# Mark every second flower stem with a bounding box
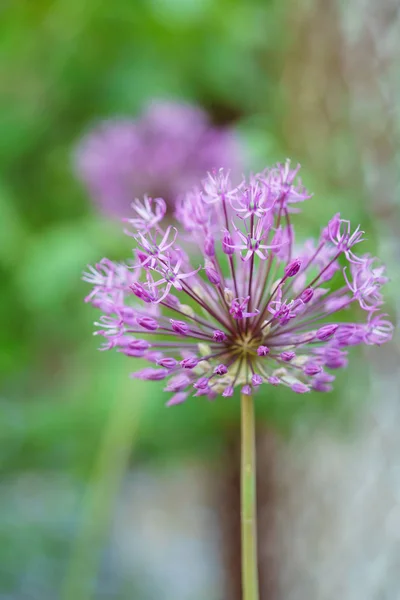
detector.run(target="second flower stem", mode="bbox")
[241,392,259,600]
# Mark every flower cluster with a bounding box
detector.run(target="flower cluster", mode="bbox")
[75,100,240,216]
[84,161,393,406]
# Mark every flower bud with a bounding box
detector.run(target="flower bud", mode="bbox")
[222,230,235,255]
[214,364,228,375]
[136,316,159,331]
[130,283,154,303]
[323,212,341,240]
[304,362,322,376]
[164,374,191,392]
[166,392,188,407]
[257,345,270,356]
[241,384,252,395]
[291,382,310,394]
[316,324,338,341]
[145,351,163,363]
[222,385,234,397]
[280,351,295,362]
[164,295,180,309]
[204,236,215,257]
[131,368,169,381]
[205,265,220,285]
[157,357,178,369]
[213,330,227,342]
[180,357,199,369]
[128,339,151,351]
[170,319,190,336]
[194,377,209,390]
[252,374,263,386]
[300,288,314,304]
[284,258,302,278]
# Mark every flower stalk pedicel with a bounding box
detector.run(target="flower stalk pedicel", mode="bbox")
[241,391,259,600]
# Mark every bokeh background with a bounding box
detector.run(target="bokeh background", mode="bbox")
[1,1,399,599]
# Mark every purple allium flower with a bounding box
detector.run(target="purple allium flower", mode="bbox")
[84,161,393,405]
[75,100,240,216]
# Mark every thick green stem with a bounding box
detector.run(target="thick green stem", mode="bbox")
[241,393,260,600]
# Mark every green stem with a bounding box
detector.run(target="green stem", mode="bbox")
[241,393,260,600]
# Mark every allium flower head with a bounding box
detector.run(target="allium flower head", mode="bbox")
[75,100,240,216]
[84,161,393,405]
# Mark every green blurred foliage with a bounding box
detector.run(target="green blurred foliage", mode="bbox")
[0,0,382,474]
[0,0,284,470]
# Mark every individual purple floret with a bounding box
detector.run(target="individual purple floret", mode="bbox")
[83,161,393,405]
[74,100,240,216]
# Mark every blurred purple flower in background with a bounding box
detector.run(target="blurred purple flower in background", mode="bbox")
[74,100,241,216]
[84,161,393,405]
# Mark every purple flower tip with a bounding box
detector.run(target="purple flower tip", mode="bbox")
[252,374,263,386]
[312,382,333,392]
[324,212,341,240]
[164,294,180,309]
[204,236,215,257]
[316,324,338,341]
[291,382,310,394]
[131,368,169,381]
[145,350,163,363]
[194,377,209,390]
[280,351,295,362]
[130,283,154,303]
[257,345,270,356]
[241,384,252,395]
[229,296,259,320]
[157,357,178,369]
[170,319,190,336]
[166,392,188,407]
[205,265,220,285]
[164,374,191,392]
[300,288,314,304]
[136,316,159,330]
[222,385,234,397]
[312,372,335,392]
[303,362,322,376]
[213,330,227,342]
[268,376,280,386]
[214,364,228,375]
[180,357,199,369]
[128,339,151,351]
[222,230,235,255]
[284,258,302,278]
